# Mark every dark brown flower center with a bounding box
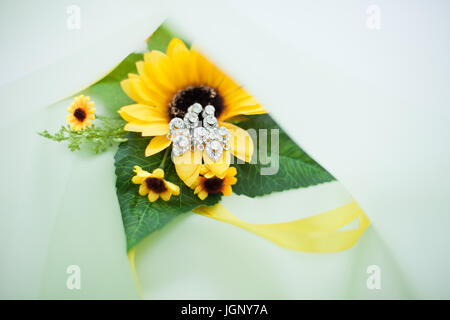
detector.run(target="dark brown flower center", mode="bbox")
[73,108,87,122]
[169,85,224,119]
[203,177,224,194]
[145,177,167,193]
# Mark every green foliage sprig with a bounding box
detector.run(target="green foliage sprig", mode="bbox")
[39,115,128,153]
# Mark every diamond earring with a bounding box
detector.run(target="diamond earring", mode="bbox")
[167,103,230,162]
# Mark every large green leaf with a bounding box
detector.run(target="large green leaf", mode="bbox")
[115,133,221,251]
[232,114,335,197]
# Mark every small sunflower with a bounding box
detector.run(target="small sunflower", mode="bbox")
[191,166,237,200]
[132,166,180,202]
[66,95,96,131]
[118,38,265,185]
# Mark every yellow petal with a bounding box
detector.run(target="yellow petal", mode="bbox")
[151,168,164,179]
[189,176,202,189]
[203,150,230,177]
[222,85,258,105]
[167,38,189,57]
[148,191,159,202]
[128,78,166,108]
[144,50,165,63]
[133,165,147,175]
[165,181,180,195]
[132,176,145,184]
[169,42,193,88]
[144,50,177,93]
[227,176,237,185]
[198,164,216,179]
[173,150,202,186]
[184,165,202,187]
[120,79,142,103]
[198,190,208,200]
[222,87,252,105]
[136,61,152,87]
[145,135,172,157]
[225,90,259,107]
[67,104,76,113]
[226,166,237,177]
[220,122,254,163]
[191,46,226,88]
[216,74,240,98]
[194,183,204,195]
[124,123,169,136]
[224,167,237,183]
[222,185,233,196]
[133,166,151,184]
[118,104,168,124]
[224,167,238,185]
[128,73,140,79]
[203,171,215,179]
[160,190,172,201]
[220,104,266,121]
[139,183,149,196]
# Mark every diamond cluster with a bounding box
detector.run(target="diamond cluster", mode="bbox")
[167,103,230,161]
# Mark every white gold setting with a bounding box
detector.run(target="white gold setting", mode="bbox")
[167,103,230,162]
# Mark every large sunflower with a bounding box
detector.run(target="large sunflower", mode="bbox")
[118,38,266,186]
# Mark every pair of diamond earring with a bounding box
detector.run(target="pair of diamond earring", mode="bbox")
[167,103,231,162]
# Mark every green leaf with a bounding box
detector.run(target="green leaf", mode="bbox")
[146,23,191,52]
[82,53,142,115]
[115,133,221,251]
[232,114,335,197]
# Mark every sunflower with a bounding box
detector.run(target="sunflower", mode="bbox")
[191,166,237,200]
[118,38,266,186]
[66,95,96,131]
[132,166,180,202]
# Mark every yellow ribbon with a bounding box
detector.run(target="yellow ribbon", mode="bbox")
[193,201,370,252]
[128,248,143,299]
[128,201,369,297]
